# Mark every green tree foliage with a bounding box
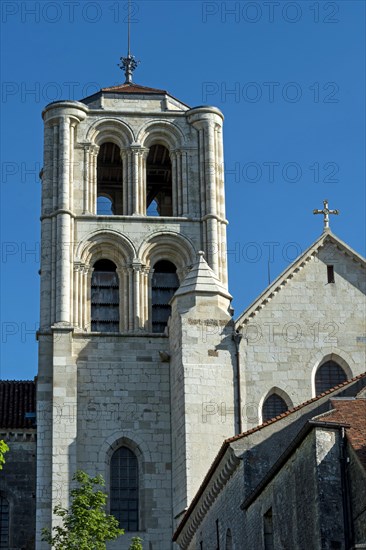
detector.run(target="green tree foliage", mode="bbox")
[41,470,124,549]
[0,440,9,470]
[129,537,143,550]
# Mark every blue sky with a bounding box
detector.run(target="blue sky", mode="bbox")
[1,0,365,380]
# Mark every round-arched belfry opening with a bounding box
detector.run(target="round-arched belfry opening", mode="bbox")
[146,144,172,216]
[151,260,179,332]
[97,142,123,215]
[91,259,119,332]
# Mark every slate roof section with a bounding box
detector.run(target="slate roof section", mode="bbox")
[317,397,366,469]
[174,251,232,300]
[235,230,366,328]
[0,380,36,429]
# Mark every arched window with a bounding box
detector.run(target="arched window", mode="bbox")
[151,260,179,333]
[97,142,123,215]
[264,508,274,550]
[110,447,139,531]
[262,394,288,422]
[315,360,347,395]
[146,144,172,216]
[91,259,119,332]
[226,528,233,550]
[0,496,9,549]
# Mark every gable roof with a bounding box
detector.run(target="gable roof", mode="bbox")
[235,230,366,328]
[0,380,36,429]
[242,395,366,509]
[173,371,366,542]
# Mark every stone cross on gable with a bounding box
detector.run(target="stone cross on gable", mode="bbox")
[313,199,339,230]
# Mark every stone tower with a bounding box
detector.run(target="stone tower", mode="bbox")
[36,79,236,548]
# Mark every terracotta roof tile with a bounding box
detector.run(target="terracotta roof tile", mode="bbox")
[101,82,167,94]
[317,398,366,469]
[226,372,366,444]
[173,371,366,541]
[0,380,36,429]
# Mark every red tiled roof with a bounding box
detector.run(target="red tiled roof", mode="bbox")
[101,82,168,94]
[317,398,366,469]
[226,372,366,444]
[173,371,366,541]
[0,380,36,429]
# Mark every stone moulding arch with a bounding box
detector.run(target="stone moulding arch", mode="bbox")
[258,386,293,425]
[76,229,136,268]
[99,431,151,530]
[136,119,186,150]
[138,231,195,280]
[310,349,354,397]
[86,117,135,149]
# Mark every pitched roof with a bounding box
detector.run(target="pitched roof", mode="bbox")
[235,230,366,328]
[0,380,36,429]
[173,371,366,541]
[101,82,168,94]
[174,251,232,300]
[317,397,366,469]
[90,81,191,108]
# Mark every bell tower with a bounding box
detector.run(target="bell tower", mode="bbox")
[36,60,235,547]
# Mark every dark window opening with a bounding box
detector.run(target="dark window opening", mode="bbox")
[152,260,179,333]
[225,529,233,550]
[146,144,172,216]
[315,360,347,395]
[0,497,9,549]
[110,447,139,532]
[262,394,288,422]
[91,259,119,332]
[327,265,335,284]
[97,142,123,215]
[264,508,274,550]
[216,519,220,550]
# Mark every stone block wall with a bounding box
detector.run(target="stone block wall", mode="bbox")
[0,432,36,550]
[239,243,366,429]
[73,334,173,550]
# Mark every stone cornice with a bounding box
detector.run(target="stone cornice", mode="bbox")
[0,431,36,442]
[174,447,240,548]
[201,214,228,224]
[40,209,75,221]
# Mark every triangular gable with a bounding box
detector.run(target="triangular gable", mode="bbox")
[235,230,365,328]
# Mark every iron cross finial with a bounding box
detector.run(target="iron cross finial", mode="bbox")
[313,199,339,231]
